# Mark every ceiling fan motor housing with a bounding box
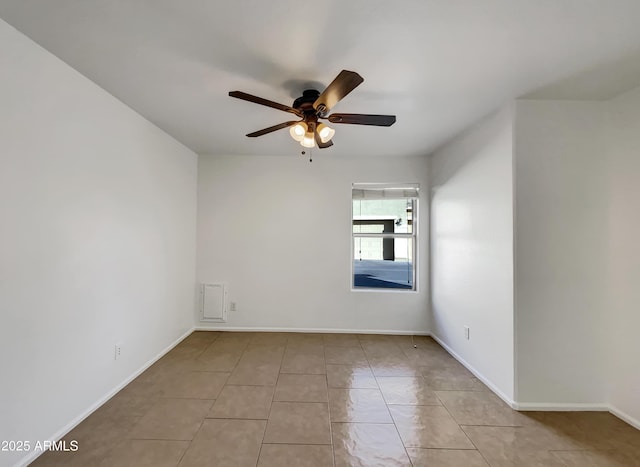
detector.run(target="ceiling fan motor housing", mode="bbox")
[293,89,322,116]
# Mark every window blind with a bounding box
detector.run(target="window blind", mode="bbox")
[352,183,419,200]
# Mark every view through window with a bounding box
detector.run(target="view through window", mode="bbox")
[352,183,418,290]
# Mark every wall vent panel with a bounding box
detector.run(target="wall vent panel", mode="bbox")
[200,283,227,322]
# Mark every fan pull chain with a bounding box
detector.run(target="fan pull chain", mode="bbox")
[301,148,313,162]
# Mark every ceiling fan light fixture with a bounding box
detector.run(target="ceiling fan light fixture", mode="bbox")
[317,123,335,143]
[289,122,307,141]
[301,131,316,148]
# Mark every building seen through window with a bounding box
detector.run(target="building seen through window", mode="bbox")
[352,183,418,290]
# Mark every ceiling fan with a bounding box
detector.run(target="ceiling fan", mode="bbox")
[229,70,396,149]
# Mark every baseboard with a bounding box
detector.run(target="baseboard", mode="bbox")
[513,402,609,411]
[195,325,430,335]
[609,404,640,430]
[430,333,517,408]
[18,327,195,467]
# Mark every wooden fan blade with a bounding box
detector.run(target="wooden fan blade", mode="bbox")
[314,130,334,149]
[313,70,364,115]
[229,91,302,117]
[327,113,396,126]
[246,121,299,137]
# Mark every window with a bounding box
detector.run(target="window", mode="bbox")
[352,183,418,291]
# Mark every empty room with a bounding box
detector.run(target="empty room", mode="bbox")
[1,1,639,466]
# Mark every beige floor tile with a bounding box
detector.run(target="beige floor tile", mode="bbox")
[406,448,489,467]
[332,422,411,467]
[462,424,586,456]
[119,378,168,399]
[479,450,566,467]
[170,331,219,353]
[36,332,640,466]
[326,364,378,389]
[153,354,209,376]
[389,405,475,449]
[398,335,438,351]
[257,444,334,467]
[368,355,420,377]
[96,393,157,419]
[280,348,326,374]
[208,385,274,419]
[227,362,281,386]
[32,416,140,467]
[402,346,449,366]
[240,344,285,364]
[249,332,290,345]
[216,332,256,343]
[161,371,229,399]
[263,402,331,444]
[377,376,442,405]
[181,331,220,345]
[132,361,175,385]
[357,334,401,343]
[286,341,326,354]
[551,449,640,467]
[173,331,216,349]
[527,411,640,451]
[322,333,362,347]
[178,419,265,467]
[130,398,213,440]
[167,342,209,360]
[324,346,369,365]
[274,374,328,402]
[69,410,140,438]
[328,388,392,423]
[286,333,324,346]
[436,390,532,426]
[197,340,246,372]
[361,341,406,359]
[421,364,487,391]
[97,440,190,467]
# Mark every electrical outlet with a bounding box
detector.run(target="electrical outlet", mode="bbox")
[229,302,237,312]
[464,326,470,340]
[114,343,122,360]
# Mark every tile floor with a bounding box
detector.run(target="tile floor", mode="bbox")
[31,332,640,466]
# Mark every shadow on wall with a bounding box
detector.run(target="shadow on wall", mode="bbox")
[429,106,512,189]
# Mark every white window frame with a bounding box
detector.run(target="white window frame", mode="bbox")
[351,183,419,292]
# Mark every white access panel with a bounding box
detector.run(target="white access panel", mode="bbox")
[201,283,227,322]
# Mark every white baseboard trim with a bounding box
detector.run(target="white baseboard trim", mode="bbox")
[195,325,430,336]
[609,404,640,430]
[430,333,516,408]
[513,402,609,411]
[17,327,195,467]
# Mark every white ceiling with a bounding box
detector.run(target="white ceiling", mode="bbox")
[2,0,640,157]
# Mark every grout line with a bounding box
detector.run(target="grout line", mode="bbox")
[321,341,337,467]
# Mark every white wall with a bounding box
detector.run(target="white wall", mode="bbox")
[514,100,607,406]
[197,154,429,333]
[605,86,640,425]
[0,20,197,467]
[429,105,515,401]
